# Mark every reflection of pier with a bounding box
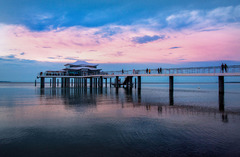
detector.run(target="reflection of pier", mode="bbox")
[38,65,240,94]
[38,85,238,124]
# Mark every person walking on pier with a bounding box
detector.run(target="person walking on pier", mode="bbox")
[146,68,148,74]
[225,64,228,73]
[157,68,160,74]
[221,63,224,73]
[149,69,151,74]
[122,69,124,74]
[160,67,162,74]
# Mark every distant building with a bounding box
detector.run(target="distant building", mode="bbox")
[41,60,101,76]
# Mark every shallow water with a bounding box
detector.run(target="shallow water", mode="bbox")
[0,82,240,157]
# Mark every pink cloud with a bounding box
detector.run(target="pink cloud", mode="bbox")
[0,23,240,64]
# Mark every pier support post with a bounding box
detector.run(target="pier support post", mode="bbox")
[219,92,224,112]
[80,78,82,87]
[71,79,73,87]
[105,78,107,87]
[135,78,136,88]
[50,79,52,87]
[77,78,79,87]
[64,78,67,87]
[40,77,45,88]
[66,78,70,87]
[100,76,103,88]
[35,79,37,87]
[90,77,93,89]
[95,78,98,88]
[129,76,133,88]
[84,78,87,87]
[116,76,119,88]
[110,78,112,88]
[52,77,56,88]
[219,76,224,94]
[61,78,64,88]
[57,79,59,87]
[138,76,141,89]
[169,76,174,91]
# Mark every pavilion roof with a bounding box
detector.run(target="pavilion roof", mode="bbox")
[63,67,101,71]
[64,60,98,67]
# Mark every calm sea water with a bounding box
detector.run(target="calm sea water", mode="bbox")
[0,82,240,157]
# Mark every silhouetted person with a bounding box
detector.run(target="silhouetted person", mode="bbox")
[149,69,151,74]
[160,67,162,74]
[146,68,148,74]
[221,63,224,73]
[122,69,124,74]
[224,64,228,73]
[158,68,160,74]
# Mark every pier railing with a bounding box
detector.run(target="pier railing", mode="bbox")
[39,65,240,77]
[101,65,240,75]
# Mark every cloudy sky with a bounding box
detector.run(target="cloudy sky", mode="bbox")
[0,0,240,81]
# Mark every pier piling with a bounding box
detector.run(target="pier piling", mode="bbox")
[90,77,93,89]
[100,76,103,88]
[110,78,112,88]
[138,76,141,89]
[52,78,56,88]
[135,78,136,88]
[40,77,45,88]
[219,76,224,94]
[169,76,174,91]
[105,78,107,87]
[57,79,59,87]
[116,76,119,88]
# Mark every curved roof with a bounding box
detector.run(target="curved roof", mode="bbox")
[64,60,98,67]
[63,67,101,71]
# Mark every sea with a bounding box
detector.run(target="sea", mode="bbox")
[0,82,240,157]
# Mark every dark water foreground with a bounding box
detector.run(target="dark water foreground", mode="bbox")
[0,83,240,157]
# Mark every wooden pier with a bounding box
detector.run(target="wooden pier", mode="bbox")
[37,65,240,94]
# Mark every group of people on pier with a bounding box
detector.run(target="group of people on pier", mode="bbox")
[145,68,162,74]
[221,63,228,73]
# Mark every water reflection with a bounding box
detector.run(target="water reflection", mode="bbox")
[37,86,240,124]
[1,83,240,157]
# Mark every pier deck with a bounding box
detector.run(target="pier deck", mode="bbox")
[37,65,240,94]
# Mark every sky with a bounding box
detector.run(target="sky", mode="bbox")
[0,0,240,81]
